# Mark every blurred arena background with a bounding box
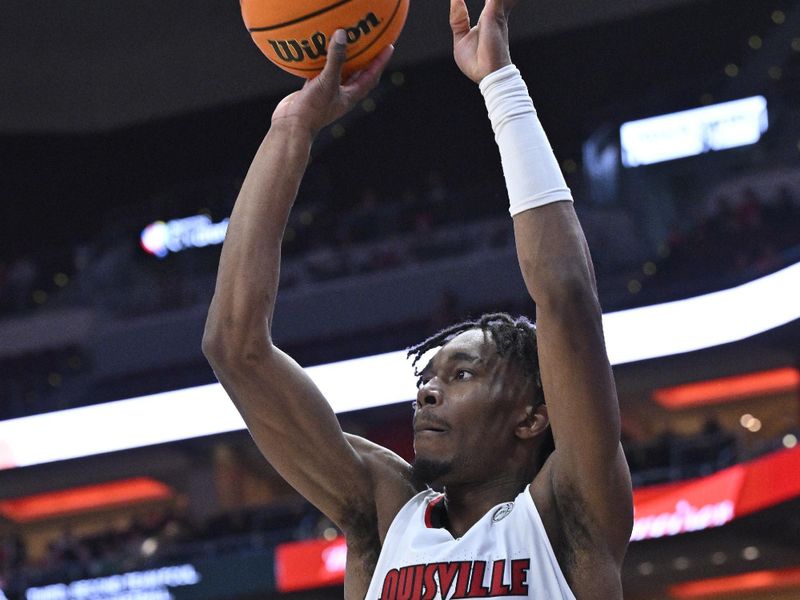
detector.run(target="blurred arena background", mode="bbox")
[1,0,800,598]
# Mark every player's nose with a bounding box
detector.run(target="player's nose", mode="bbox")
[416,382,442,407]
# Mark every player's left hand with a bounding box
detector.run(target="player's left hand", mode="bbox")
[450,0,520,84]
[272,30,394,138]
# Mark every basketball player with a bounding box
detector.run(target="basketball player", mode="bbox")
[203,0,633,597]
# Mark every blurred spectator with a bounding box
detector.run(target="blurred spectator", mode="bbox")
[648,179,800,298]
[3,255,38,312]
[736,188,762,231]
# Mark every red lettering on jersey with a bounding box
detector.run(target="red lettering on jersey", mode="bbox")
[396,564,425,599]
[436,562,460,597]
[421,564,438,600]
[465,561,490,597]
[451,561,473,599]
[396,566,411,599]
[380,569,399,599]
[383,559,531,598]
[488,559,512,595]
[411,565,425,598]
[509,559,530,594]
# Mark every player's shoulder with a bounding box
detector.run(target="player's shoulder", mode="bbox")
[345,434,411,476]
[344,434,423,538]
[345,433,405,459]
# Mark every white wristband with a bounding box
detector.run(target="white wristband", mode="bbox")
[480,65,573,217]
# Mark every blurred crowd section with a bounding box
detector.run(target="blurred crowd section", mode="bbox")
[640,182,800,301]
[0,169,515,318]
[1,165,798,322]
[1,165,799,423]
[0,500,319,595]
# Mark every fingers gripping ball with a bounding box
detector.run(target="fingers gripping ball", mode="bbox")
[242,0,409,79]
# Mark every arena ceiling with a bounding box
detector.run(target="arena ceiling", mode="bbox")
[0,0,702,134]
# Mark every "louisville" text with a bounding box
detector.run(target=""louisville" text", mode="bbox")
[379,559,530,599]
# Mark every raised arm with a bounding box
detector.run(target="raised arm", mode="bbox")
[450,0,632,565]
[202,36,411,537]
[513,206,632,555]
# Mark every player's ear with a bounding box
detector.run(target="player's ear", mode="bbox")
[515,402,548,440]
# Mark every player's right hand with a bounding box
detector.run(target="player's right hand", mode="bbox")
[271,30,394,138]
[450,0,519,84]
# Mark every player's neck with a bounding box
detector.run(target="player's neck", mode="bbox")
[442,476,528,538]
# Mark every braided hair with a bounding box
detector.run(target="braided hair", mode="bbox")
[407,312,555,469]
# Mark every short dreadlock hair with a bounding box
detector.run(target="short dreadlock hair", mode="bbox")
[407,312,554,468]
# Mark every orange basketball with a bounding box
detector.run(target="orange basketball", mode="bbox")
[242,0,409,79]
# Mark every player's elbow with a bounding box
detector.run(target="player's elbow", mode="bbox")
[201,328,226,367]
[202,315,272,372]
[201,311,229,365]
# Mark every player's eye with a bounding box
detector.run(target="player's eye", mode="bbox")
[455,369,472,380]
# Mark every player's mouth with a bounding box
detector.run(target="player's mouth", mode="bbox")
[413,413,451,437]
[413,422,450,436]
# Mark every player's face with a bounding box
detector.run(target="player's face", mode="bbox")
[412,329,528,486]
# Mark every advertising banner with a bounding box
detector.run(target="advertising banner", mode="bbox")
[275,537,347,592]
[22,553,276,600]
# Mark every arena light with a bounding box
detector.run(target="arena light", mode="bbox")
[620,96,768,167]
[1,261,799,469]
[653,367,800,409]
[602,259,800,364]
[0,352,415,470]
[0,478,172,522]
[140,215,229,258]
[669,567,800,598]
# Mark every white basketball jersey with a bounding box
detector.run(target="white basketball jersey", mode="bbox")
[365,485,576,599]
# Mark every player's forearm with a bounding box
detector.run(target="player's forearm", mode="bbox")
[480,65,599,312]
[204,122,313,355]
[513,203,600,314]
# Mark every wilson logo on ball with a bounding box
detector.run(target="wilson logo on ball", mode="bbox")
[242,0,409,78]
[267,12,381,64]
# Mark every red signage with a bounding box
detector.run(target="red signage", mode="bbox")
[275,537,347,592]
[632,445,800,541]
[632,466,742,541]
